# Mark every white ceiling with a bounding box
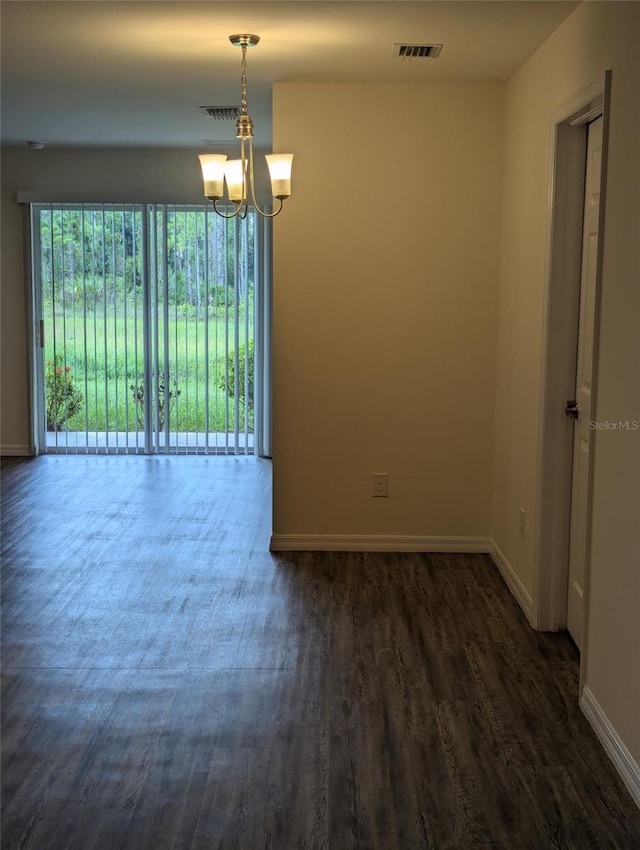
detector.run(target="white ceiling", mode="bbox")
[1,1,579,151]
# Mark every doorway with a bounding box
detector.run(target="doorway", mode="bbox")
[30,203,270,456]
[566,115,603,648]
[535,74,610,649]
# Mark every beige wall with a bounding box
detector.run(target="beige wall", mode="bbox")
[0,164,30,452]
[0,146,250,452]
[271,83,504,540]
[493,0,640,763]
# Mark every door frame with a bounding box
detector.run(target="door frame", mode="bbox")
[27,203,43,456]
[533,72,611,656]
[25,201,271,456]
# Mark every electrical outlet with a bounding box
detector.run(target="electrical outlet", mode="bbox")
[519,508,526,539]
[372,473,388,498]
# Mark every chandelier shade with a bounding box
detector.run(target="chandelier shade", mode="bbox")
[198,35,293,219]
[225,159,245,201]
[265,154,294,199]
[198,154,227,200]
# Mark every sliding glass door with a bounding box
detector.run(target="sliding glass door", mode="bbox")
[31,203,268,455]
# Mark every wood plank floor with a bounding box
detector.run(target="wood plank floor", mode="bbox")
[1,455,639,849]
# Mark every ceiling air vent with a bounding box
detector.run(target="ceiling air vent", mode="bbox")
[200,106,241,120]
[393,43,443,60]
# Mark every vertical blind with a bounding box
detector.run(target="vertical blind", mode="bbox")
[32,203,269,456]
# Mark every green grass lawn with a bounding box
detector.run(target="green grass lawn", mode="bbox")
[44,306,254,433]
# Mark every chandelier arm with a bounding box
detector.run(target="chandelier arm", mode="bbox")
[241,138,248,204]
[212,199,246,220]
[247,141,285,219]
[250,195,284,219]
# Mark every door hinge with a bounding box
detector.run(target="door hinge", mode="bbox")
[38,320,45,348]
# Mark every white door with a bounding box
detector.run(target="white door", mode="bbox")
[566,116,603,648]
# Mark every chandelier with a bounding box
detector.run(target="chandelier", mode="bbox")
[198,34,293,219]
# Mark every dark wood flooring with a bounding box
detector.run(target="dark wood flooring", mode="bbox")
[1,455,639,849]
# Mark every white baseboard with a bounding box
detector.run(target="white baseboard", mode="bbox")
[489,541,535,627]
[580,686,640,809]
[269,534,493,553]
[0,444,33,457]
